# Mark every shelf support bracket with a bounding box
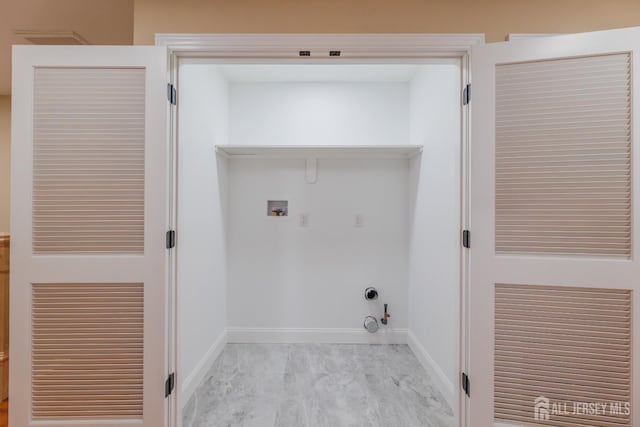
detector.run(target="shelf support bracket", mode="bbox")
[305,157,317,184]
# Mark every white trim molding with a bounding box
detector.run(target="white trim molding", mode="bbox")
[507,33,565,41]
[155,33,485,58]
[227,327,408,345]
[179,330,228,409]
[407,330,455,411]
[160,32,478,427]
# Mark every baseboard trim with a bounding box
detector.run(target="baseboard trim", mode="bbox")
[180,329,228,406]
[407,330,455,410]
[227,327,408,344]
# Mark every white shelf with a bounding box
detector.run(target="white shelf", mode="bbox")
[215,145,423,159]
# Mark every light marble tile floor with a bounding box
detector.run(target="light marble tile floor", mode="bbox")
[183,343,454,427]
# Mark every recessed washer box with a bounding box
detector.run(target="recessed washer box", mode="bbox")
[267,200,288,217]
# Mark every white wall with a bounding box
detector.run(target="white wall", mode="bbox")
[229,82,410,146]
[407,60,462,404]
[177,63,229,397]
[177,60,462,402]
[227,157,409,339]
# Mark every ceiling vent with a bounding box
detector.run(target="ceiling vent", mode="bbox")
[14,30,89,45]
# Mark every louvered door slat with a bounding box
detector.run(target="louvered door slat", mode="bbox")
[31,283,144,421]
[32,68,145,254]
[495,283,631,427]
[495,53,632,257]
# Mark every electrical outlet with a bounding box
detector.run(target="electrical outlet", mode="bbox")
[355,214,364,228]
[299,213,309,227]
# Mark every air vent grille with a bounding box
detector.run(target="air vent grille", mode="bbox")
[15,30,89,45]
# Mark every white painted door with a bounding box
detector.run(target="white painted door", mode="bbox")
[470,27,640,426]
[10,46,169,427]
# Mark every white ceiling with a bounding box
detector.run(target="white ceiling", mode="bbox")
[0,0,135,95]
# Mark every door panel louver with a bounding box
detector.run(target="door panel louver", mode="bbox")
[32,68,145,254]
[495,283,631,427]
[495,53,632,257]
[31,282,144,421]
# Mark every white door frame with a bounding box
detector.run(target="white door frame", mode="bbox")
[155,32,484,427]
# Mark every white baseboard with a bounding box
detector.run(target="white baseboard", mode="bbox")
[180,329,227,406]
[407,330,455,410]
[227,327,408,344]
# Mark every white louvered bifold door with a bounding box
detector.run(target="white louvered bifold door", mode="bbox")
[470,27,640,426]
[10,46,168,427]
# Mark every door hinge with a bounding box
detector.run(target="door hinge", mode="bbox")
[463,83,471,105]
[165,372,175,398]
[462,229,471,249]
[167,83,177,105]
[166,230,176,249]
[462,372,470,397]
